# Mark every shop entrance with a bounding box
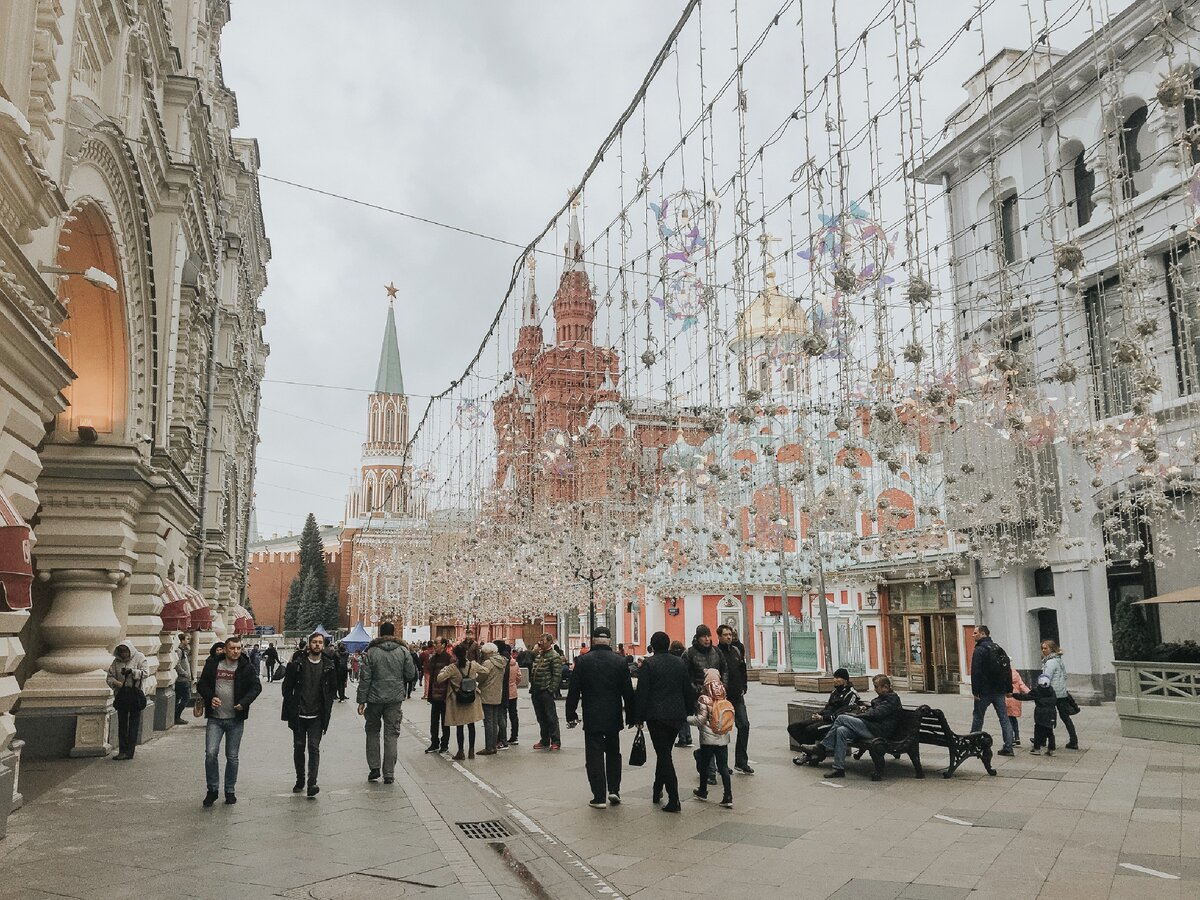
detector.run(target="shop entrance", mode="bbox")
[885,582,962,693]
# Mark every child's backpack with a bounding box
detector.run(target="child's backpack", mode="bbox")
[708,697,735,736]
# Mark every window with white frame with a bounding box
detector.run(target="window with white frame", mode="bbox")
[1183,72,1200,167]
[1117,104,1149,201]
[997,191,1020,264]
[1072,151,1095,227]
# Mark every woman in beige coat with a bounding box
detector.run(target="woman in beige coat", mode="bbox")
[437,643,485,759]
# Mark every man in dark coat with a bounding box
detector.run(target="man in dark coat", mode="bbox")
[196,634,262,806]
[969,625,1014,755]
[281,632,337,797]
[263,642,280,682]
[683,624,726,691]
[717,624,753,774]
[334,642,351,701]
[789,667,861,765]
[634,631,694,812]
[565,626,635,808]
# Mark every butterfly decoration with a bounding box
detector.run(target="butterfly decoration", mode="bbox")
[652,270,707,331]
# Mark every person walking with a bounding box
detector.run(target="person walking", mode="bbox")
[196,634,262,806]
[281,632,337,797]
[174,632,193,725]
[106,640,149,760]
[969,625,1015,756]
[263,642,280,682]
[1013,674,1059,755]
[404,641,420,699]
[424,638,453,753]
[529,634,562,751]
[334,642,350,702]
[716,624,753,774]
[565,627,635,809]
[248,642,261,677]
[634,631,693,813]
[687,669,735,808]
[477,642,507,755]
[438,643,484,760]
[356,622,417,783]
[1041,640,1080,749]
[1007,668,1030,747]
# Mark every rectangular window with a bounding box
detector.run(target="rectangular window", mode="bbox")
[1165,247,1200,397]
[998,193,1019,264]
[1073,152,1095,227]
[1184,74,1200,166]
[1084,275,1134,418]
[1005,330,1034,387]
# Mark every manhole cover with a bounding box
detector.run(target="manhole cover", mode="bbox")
[456,819,512,840]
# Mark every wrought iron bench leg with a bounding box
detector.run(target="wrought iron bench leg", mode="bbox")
[982,745,996,776]
[910,742,924,779]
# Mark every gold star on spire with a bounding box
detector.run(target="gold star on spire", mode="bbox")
[384,281,399,302]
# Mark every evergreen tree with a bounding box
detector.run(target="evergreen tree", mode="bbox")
[1112,595,1155,660]
[297,513,328,595]
[298,570,323,635]
[318,585,341,633]
[283,575,303,632]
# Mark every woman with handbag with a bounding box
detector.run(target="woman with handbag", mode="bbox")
[1041,640,1080,749]
[437,643,484,760]
[634,632,694,813]
[106,640,149,760]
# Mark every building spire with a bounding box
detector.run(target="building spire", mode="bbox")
[375,290,405,394]
[565,189,584,273]
[523,253,538,326]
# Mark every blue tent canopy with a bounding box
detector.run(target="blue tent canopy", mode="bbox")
[342,622,372,653]
[311,624,332,640]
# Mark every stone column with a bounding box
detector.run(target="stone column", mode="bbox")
[17,569,124,757]
[1083,139,1115,226]
[1147,105,1185,194]
[128,513,168,733]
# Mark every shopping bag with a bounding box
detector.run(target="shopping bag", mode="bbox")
[628,726,647,767]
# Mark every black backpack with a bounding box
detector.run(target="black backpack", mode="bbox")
[455,665,477,705]
[982,641,1012,687]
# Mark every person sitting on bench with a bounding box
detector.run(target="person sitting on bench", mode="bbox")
[790,668,861,766]
[799,674,901,779]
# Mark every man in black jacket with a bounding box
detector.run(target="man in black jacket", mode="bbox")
[565,627,635,809]
[196,635,262,806]
[789,668,860,765]
[969,625,1014,756]
[680,625,725,749]
[281,632,337,797]
[634,632,694,812]
[717,624,753,774]
[801,674,902,778]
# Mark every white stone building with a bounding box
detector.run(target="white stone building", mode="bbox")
[0,0,268,832]
[915,0,1200,699]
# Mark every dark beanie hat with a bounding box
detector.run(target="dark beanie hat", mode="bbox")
[695,624,712,637]
[649,631,670,654]
[833,667,850,680]
[379,622,396,636]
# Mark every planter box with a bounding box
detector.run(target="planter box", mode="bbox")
[747,668,762,682]
[760,670,799,687]
[1114,660,1200,745]
[793,674,871,693]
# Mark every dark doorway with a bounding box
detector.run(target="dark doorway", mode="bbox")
[1036,609,1059,646]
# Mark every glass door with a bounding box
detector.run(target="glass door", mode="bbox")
[930,615,962,693]
[906,616,927,692]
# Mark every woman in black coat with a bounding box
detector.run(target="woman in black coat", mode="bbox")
[635,631,694,813]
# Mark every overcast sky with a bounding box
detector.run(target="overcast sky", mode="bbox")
[221,1,1108,539]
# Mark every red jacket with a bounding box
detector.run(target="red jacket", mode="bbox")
[425,652,452,702]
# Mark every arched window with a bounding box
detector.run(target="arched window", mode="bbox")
[784,364,797,394]
[757,358,771,393]
[364,478,374,512]
[384,405,395,442]
[1073,151,1095,227]
[1117,104,1148,201]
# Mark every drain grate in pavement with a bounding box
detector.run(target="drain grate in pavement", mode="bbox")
[456,819,512,840]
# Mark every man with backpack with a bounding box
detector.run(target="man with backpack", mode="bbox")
[969,625,1015,756]
[565,626,635,809]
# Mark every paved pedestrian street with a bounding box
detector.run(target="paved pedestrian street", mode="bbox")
[3,682,1196,900]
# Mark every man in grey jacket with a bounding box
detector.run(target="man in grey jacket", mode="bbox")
[356,622,417,784]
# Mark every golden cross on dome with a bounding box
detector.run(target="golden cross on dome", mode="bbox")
[384,281,399,302]
[526,253,537,272]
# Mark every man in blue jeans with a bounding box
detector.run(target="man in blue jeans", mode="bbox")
[969,625,1014,756]
[800,674,902,778]
[196,634,262,806]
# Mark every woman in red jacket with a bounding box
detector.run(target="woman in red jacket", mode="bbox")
[423,638,452,753]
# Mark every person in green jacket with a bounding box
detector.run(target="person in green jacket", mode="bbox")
[529,634,562,750]
[356,622,417,784]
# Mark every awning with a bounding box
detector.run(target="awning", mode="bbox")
[228,603,255,635]
[343,622,372,653]
[0,488,33,611]
[160,581,192,631]
[1133,585,1200,605]
[181,585,213,631]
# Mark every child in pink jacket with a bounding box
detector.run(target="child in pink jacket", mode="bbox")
[1006,669,1030,746]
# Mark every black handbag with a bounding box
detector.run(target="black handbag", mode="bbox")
[1062,693,1080,716]
[115,685,147,711]
[628,726,647,767]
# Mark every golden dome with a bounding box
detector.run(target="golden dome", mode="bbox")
[731,270,811,347]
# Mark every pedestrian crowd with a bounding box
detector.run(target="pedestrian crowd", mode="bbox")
[107,617,1081,809]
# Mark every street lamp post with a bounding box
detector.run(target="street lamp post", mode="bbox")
[574,565,604,636]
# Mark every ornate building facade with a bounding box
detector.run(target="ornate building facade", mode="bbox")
[0,0,268,831]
